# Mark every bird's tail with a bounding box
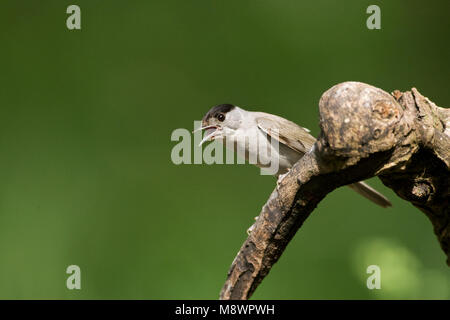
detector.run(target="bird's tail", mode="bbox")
[347,181,392,208]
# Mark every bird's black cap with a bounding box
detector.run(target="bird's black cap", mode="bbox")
[202,104,235,122]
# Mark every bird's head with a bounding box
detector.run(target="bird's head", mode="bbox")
[194,104,243,146]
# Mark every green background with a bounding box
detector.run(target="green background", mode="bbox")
[0,0,448,299]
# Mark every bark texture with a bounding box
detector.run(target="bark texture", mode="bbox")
[219,81,449,300]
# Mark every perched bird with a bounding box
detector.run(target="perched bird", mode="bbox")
[195,103,392,208]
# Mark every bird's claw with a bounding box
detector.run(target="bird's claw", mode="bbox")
[246,216,259,235]
[276,169,291,189]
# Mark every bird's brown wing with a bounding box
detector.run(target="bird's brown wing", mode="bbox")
[255,113,316,154]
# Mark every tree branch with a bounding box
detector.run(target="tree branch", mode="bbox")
[219,81,449,300]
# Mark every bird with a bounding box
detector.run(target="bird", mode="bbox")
[195,103,392,208]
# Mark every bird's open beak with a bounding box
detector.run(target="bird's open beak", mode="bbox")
[192,125,220,146]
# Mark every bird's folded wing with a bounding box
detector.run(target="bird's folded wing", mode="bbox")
[255,113,316,154]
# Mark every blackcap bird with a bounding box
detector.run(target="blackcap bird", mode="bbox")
[195,104,392,208]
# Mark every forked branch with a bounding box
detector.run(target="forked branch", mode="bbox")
[219,81,449,300]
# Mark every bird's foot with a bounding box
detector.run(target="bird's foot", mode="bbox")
[276,169,290,189]
[246,216,259,235]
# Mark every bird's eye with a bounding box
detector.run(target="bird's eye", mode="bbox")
[217,113,225,122]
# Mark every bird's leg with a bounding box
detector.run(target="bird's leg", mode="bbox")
[276,168,291,189]
[246,216,259,235]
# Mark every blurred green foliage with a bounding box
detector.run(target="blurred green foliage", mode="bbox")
[0,0,448,299]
